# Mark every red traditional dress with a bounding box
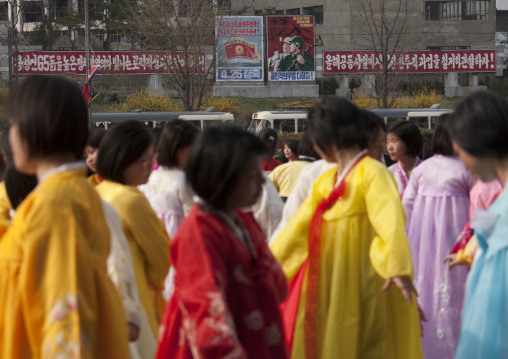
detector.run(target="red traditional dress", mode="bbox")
[156,204,289,359]
[262,158,282,173]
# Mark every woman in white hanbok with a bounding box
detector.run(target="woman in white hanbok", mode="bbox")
[139,120,198,299]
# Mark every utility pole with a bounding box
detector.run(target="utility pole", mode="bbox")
[85,0,92,129]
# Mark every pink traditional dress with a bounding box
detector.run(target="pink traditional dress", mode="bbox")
[388,157,422,196]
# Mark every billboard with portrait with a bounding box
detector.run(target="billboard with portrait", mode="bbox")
[216,16,264,81]
[266,15,315,81]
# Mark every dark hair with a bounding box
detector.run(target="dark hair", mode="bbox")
[421,133,434,160]
[4,164,37,210]
[157,119,199,168]
[0,125,12,178]
[448,91,508,159]
[431,113,454,156]
[96,121,153,184]
[87,128,106,149]
[297,132,319,159]
[258,128,278,157]
[307,96,366,155]
[360,110,386,146]
[185,124,266,209]
[285,139,299,156]
[6,75,88,160]
[387,120,423,158]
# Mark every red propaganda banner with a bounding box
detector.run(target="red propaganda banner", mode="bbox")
[266,16,315,81]
[14,51,206,75]
[323,50,496,74]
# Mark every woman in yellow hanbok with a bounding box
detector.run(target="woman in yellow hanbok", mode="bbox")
[0,75,129,358]
[95,121,170,355]
[271,97,423,359]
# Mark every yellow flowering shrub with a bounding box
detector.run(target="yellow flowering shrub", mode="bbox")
[351,87,444,109]
[120,90,183,112]
[201,96,241,115]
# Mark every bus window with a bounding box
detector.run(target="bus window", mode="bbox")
[297,119,307,132]
[430,116,439,129]
[410,116,428,129]
[273,119,295,133]
[248,119,271,132]
[188,120,202,130]
[202,120,224,129]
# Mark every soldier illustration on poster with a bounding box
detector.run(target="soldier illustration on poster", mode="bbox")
[267,16,315,81]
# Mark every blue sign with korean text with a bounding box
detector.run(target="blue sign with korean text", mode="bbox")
[216,16,264,81]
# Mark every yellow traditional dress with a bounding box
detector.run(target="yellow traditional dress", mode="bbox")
[0,163,129,359]
[96,180,170,338]
[271,156,423,359]
[0,180,12,224]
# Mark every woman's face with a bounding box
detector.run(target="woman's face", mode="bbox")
[176,145,192,169]
[284,145,297,161]
[9,124,35,175]
[224,154,265,211]
[123,145,157,186]
[452,141,497,182]
[386,133,407,162]
[84,145,99,173]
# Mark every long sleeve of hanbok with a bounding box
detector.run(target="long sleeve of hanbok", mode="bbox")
[365,163,414,279]
[172,217,247,358]
[18,202,123,358]
[255,230,288,302]
[124,197,170,290]
[270,171,327,281]
[102,200,140,326]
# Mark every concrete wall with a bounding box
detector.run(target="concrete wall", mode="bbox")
[231,0,496,50]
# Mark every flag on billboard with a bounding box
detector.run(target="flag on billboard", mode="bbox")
[82,65,100,107]
[224,37,260,59]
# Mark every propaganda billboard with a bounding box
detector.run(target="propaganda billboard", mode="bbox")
[266,15,315,81]
[216,16,264,81]
[323,50,496,74]
[14,51,206,75]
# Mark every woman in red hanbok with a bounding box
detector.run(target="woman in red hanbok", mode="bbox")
[156,124,289,359]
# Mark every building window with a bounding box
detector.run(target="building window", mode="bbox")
[275,10,284,15]
[425,1,490,21]
[0,2,8,21]
[286,8,300,15]
[52,0,68,19]
[23,2,44,23]
[110,31,128,43]
[303,5,323,24]
[254,9,263,15]
[426,2,440,20]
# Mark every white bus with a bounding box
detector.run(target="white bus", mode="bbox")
[91,111,235,130]
[248,108,452,133]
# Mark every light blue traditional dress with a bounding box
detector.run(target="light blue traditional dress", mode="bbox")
[455,184,508,359]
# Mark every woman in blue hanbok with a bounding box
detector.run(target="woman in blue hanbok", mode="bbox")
[446,91,508,359]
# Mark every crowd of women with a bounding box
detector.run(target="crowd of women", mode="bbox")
[0,75,507,359]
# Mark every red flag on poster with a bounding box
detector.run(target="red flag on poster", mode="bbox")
[225,40,258,59]
[82,65,100,107]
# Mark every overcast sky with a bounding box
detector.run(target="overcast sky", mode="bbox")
[499,0,508,10]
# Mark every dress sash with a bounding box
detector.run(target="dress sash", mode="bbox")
[280,151,367,358]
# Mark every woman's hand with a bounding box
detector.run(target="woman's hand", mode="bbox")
[381,275,417,304]
[128,322,140,342]
[418,306,428,337]
[443,254,460,270]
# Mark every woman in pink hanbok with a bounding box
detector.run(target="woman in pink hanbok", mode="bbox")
[403,114,476,359]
